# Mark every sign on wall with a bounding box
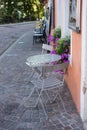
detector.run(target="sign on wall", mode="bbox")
[69,0,81,33]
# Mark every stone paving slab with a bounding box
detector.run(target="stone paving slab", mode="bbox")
[0,23,85,130]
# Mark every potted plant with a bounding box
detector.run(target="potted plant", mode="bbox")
[56,35,70,54]
[48,28,70,63]
[48,27,61,44]
[48,27,61,51]
[56,35,70,62]
[53,27,61,39]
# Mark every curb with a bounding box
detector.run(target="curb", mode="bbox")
[0,21,35,27]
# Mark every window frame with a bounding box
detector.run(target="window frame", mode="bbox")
[68,0,81,33]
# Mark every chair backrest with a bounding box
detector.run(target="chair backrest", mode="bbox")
[41,62,69,83]
[42,44,53,54]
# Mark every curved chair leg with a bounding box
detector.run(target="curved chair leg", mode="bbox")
[57,91,66,112]
[45,91,53,104]
[35,79,48,119]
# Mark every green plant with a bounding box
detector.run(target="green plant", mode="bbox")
[48,27,61,44]
[53,27,61,39]
[56,35,70,55]
[62,35,70,46]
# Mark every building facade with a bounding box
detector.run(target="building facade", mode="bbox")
[44,0,87,122]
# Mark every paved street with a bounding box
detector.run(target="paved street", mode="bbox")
[0,22,85,130]
[0,22,34,55]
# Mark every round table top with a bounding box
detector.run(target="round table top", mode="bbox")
[26,54,61,67]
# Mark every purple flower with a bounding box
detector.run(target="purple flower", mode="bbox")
[50,50,56,54]
[61,54,65,59]
[48,35,54,42]
[55,70,65,75]
[61,53,68,62]
[63,59,69,63]
[55,38,60,44]
[65,49,68,53]
[64,53,68,59]
[61,53,68,59]
[63,42,67,46]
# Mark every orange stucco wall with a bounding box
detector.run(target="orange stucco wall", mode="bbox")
[66,1,82,112]
[65,32,82,112]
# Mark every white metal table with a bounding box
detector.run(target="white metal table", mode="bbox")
[26,54,61,67]
[26,54,61,80]
[26,54,61,81]
[26,53,61,85]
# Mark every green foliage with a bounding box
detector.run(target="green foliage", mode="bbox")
[56,35,70,55]
[53,27,61,39]
[61,35,70,46]
[0,0,44,24]
[39,0,44,2]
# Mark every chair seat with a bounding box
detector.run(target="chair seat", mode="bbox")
[31,75,64,90]
[33,33,43,36]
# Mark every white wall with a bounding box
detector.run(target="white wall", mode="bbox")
[81,0,87,121]
[57,0,70,37]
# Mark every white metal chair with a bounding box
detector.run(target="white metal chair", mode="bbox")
[42,43,53,53]
[30,62,68,117]
[33,22,47,45]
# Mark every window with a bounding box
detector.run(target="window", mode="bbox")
[69,0,81,33]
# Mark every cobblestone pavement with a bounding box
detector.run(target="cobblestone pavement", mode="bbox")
[0,23,85,130]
